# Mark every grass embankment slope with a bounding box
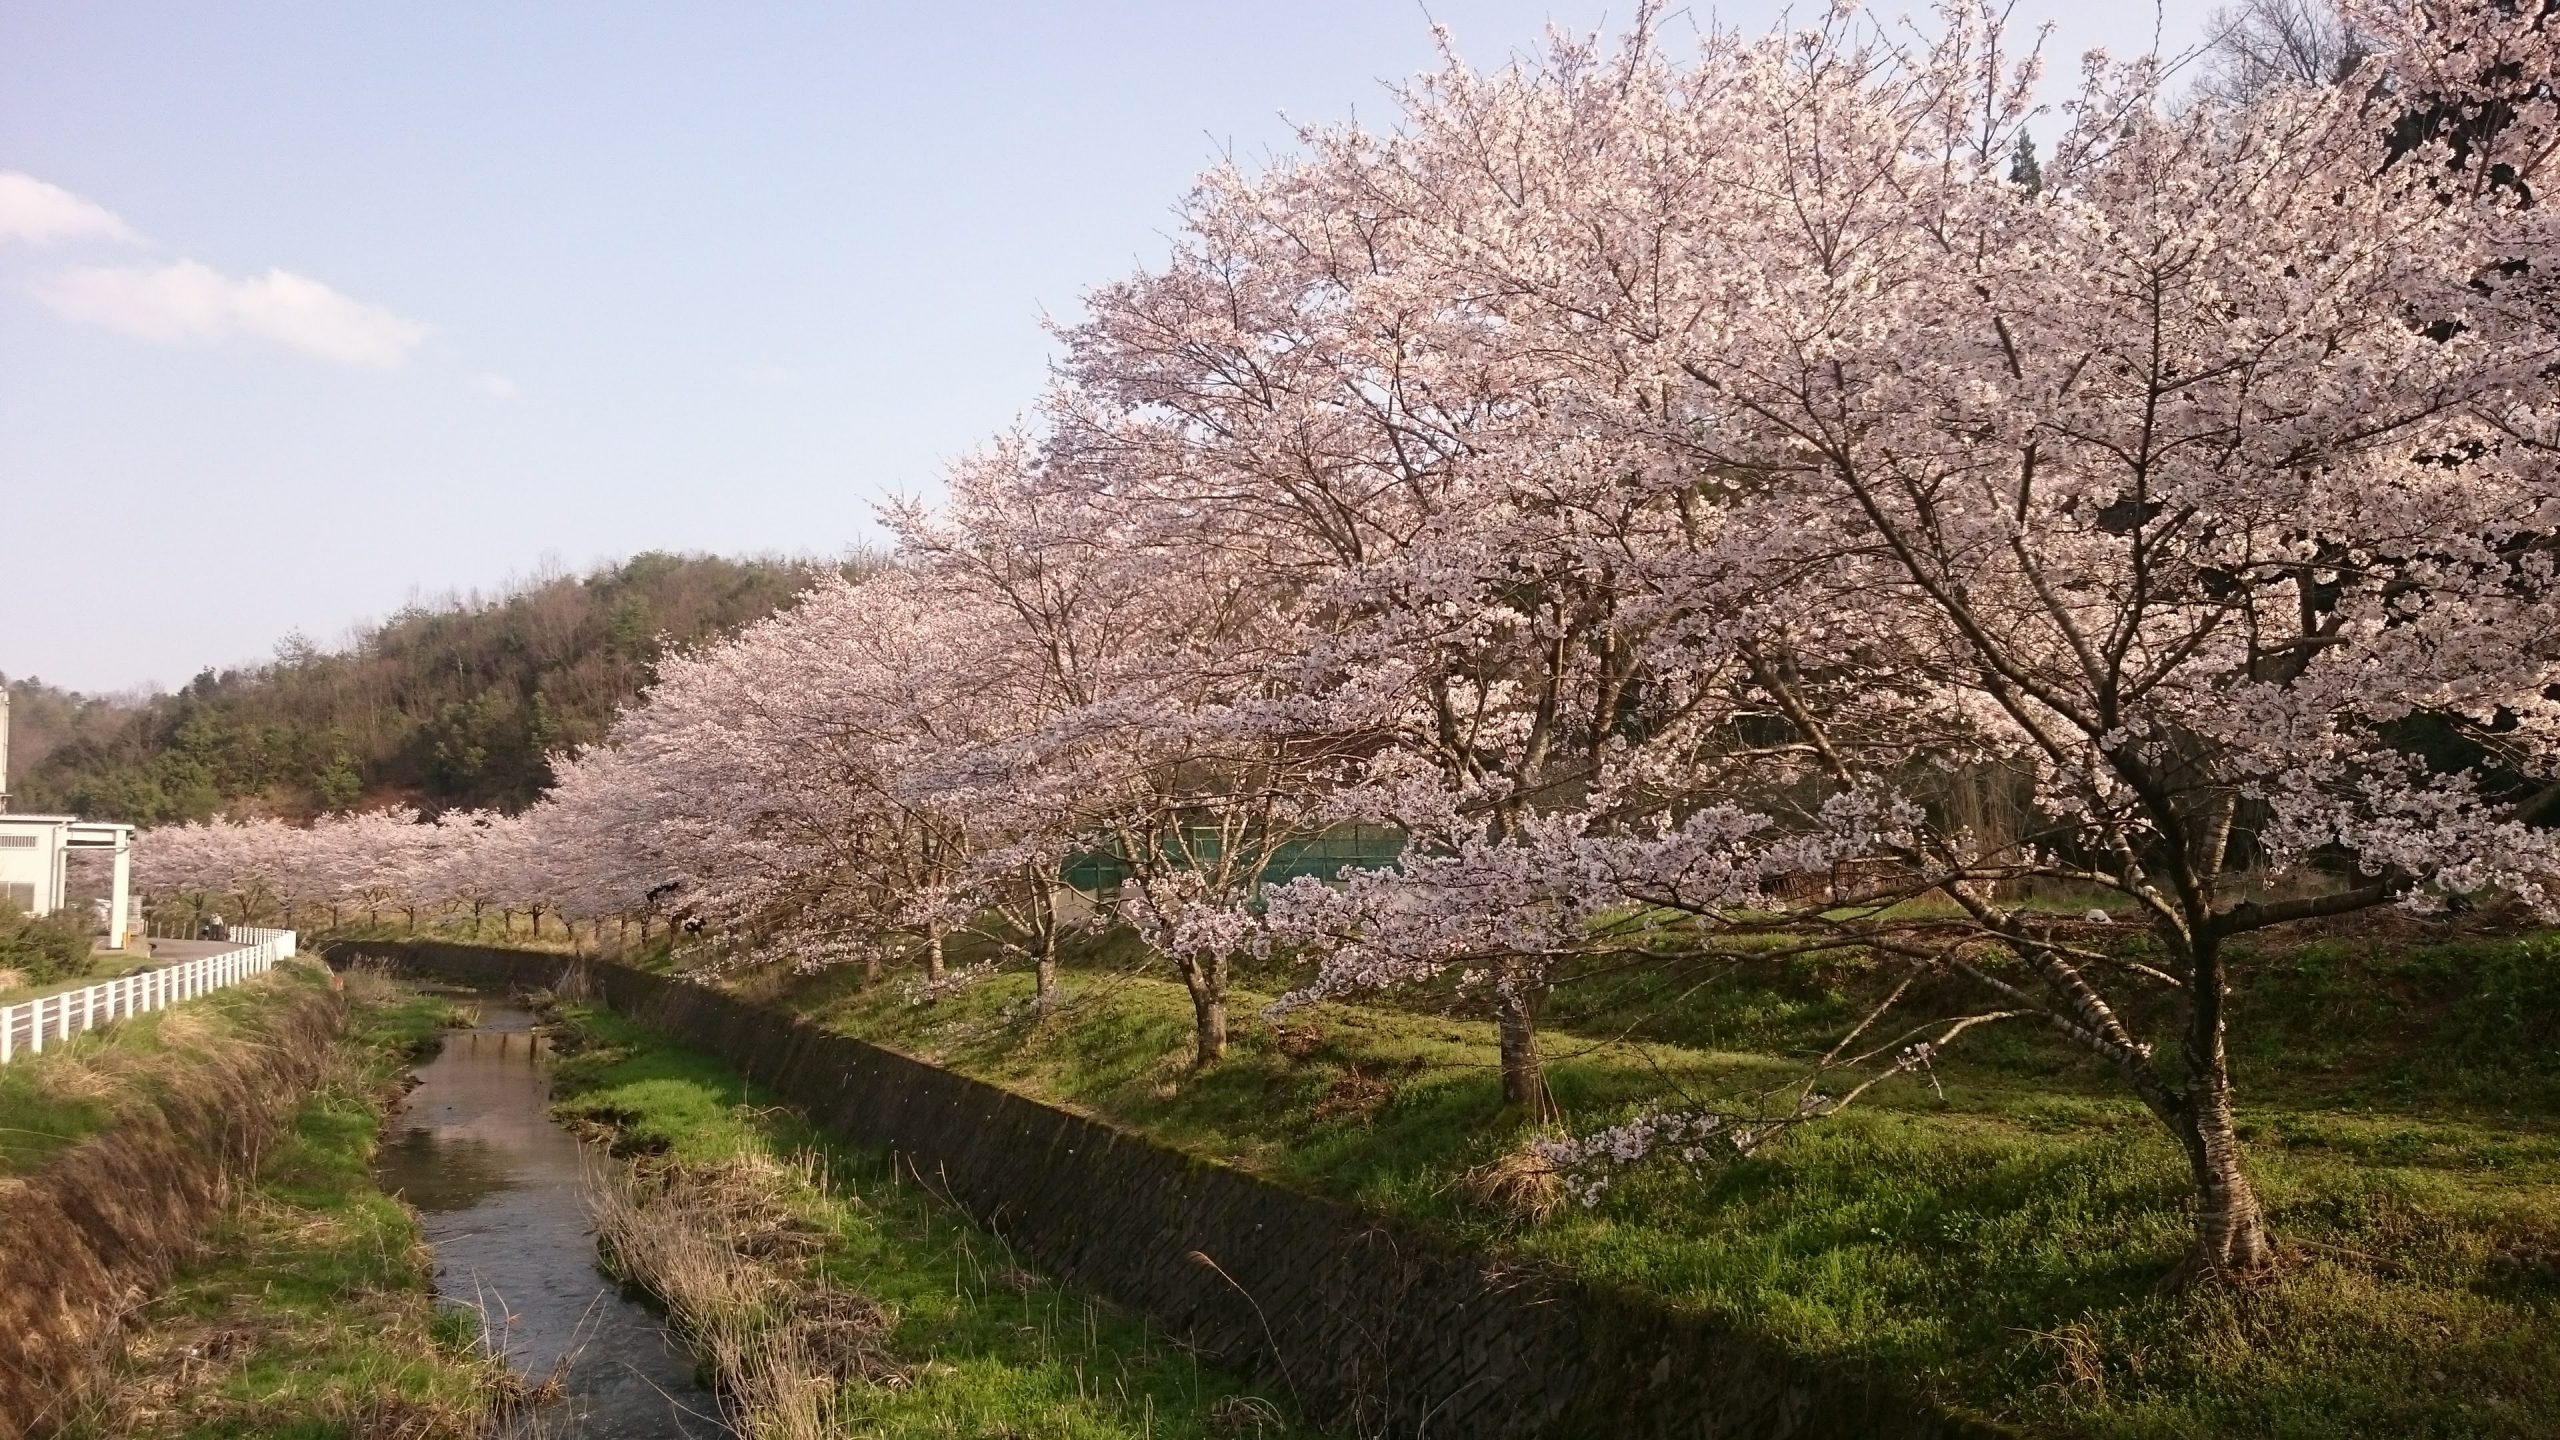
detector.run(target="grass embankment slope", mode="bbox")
[547,1000,1317,1439]
[0,962,344,1435]
[56,972,529,1440]
[727,924,2560,1440]
[0,959,341,1180]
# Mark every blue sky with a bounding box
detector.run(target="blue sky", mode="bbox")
[1,1,2215,693]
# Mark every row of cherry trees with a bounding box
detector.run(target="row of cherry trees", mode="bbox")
[137,808,568,934]
[145,1,2558,1276]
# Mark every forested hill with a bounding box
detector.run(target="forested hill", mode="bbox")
[6,552,837,823]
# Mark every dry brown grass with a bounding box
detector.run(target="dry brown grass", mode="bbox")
[586,1150,899,1440]
[1457,1140,1565,1226]
[148,1006,219,1052]
[1207,1392,1290,1436]
[553,961,599,1005]
[28,1051,122,1109]
[336,962,409,1009]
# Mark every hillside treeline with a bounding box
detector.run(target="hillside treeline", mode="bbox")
[0,678,143,787]
[10,553,834,823]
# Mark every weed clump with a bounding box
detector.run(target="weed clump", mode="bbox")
[1458,1140,1565,1226]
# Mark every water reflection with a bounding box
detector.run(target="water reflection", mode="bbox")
[373,1126,514,1212]
[376,995,729,1438]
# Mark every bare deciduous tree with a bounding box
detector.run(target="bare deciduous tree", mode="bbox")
[2192,0,2367,108]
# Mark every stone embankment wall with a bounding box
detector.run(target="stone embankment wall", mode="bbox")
[0,975,344,1440]
[334,939,2008,1440]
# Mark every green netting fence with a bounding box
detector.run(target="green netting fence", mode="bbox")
[1059,823,1405,895]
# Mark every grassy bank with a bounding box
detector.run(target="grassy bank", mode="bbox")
[545,1000,1317,1439]
[0,960,343,1176]
[722,927,2560,1440]
[58,971,530,1440]
[0,960,352,1431]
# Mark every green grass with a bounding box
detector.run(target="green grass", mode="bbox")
[547,1001,1319,1438]
[59,975,512,1440]
[730,926,2560,1440]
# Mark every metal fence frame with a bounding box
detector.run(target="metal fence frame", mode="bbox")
[0,926,297,1064]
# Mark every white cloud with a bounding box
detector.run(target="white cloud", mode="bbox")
[467,371,521,400]
[0,172,138,246]
[741,364,798,387]
[32,259,430,369]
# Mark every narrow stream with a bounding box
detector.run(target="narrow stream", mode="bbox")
[373,993,729,1438]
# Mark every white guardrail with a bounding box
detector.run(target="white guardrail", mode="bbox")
[0,926,297,1065]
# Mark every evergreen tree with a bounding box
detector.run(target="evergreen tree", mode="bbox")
[2008,133,2043,195]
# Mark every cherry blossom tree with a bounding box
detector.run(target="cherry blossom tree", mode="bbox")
[1037,117,1742,1101]
[899,438,1390,1064]
[556,568,1001,975]
[416,809,519,931]
[1258,0,2560,1274]
[137,816,310,925]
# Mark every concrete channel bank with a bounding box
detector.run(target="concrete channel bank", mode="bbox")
[328,939,2007,1440]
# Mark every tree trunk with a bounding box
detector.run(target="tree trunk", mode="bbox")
[2172,935,2273,1278]
[1183,960,1228,1069]
[1497,969,1553,1118]
[926,925,946,983]
[2176,1099,2272,1276]
[1033,925,1061,1010]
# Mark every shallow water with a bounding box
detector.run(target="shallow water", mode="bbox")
[375,995,729,1438]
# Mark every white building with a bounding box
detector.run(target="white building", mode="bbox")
[0,692,136,948]
[0,815,134,947]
